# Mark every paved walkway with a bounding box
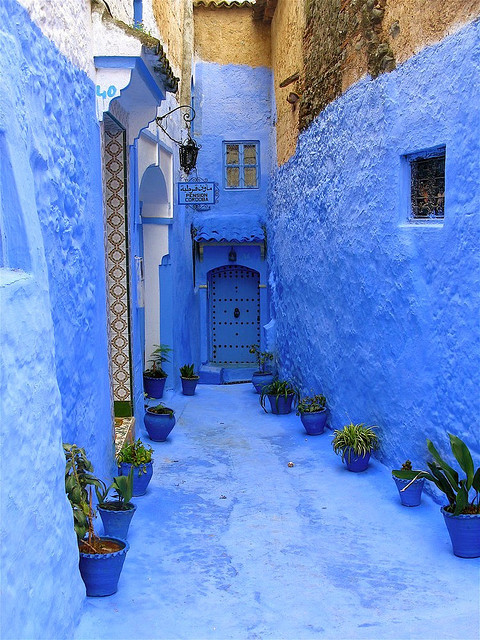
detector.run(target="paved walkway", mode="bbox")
[74,384,479,640]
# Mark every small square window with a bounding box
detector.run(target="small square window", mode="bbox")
[223,142,259,189]
[408,147,445,222]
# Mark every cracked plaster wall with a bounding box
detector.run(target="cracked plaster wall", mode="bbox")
[268,21,480,470]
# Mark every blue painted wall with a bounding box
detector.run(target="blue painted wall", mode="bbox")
[268,21,480,469]
[192,63,273,363]
[194,62,273,221]
[0,2,113,637]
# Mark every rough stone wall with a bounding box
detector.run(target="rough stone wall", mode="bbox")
[300,0,480,131]
[153,0,187,74]
[268,21,480,469]
[271,0,305,166]
[194,6,271,67]
[0,1,111,637]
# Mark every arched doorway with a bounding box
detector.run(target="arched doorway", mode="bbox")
[209,265,260,365]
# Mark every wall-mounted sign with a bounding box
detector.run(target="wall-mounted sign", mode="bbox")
[178,181,216,205]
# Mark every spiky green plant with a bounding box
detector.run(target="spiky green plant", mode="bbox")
[332,423,379,463]
[260,379,299,413]
[180,364,197,378]
[392,434,480,515]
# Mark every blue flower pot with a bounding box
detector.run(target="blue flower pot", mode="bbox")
[79,537,129,597]
[300,410,328,435]
[344,449,370,472]
[393,476,425,507]
[98,503,136,539]
[441,507,480,558]
[118,461,153,496]
[181,377,199,396]
[268,394,294,415]
[252,372,274,393]
[143,375,166,398]
[144,410,175,442]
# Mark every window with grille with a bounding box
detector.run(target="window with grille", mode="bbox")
[408,147,446,222]
[223,142,259,189]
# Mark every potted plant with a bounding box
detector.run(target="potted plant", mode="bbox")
[260,379,299,415]
[143,344,171,398]
[64,444,129,597]
[117,438,154,496]
[144,403,176,441]
[393,434,480,558]
[296,393,327,435]
[392,459,425,507]
[250,344,275,393]
[97,468,136,539]
[332,422,379,472]
[180,363,200,396]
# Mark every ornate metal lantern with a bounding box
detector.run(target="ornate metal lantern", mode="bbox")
[155,105,200,174]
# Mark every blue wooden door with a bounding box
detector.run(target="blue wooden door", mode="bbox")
[210,266,260,364]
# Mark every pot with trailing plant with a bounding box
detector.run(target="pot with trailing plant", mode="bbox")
[64,444,129,597]
[117,438,154,496]
[332,422,379,472]
[392,460,425,507]
[260,379,299,415]
[144,403,176,442]
[97,468,136,539]
[296,394,328,435]
[143,344,171,398]
[250,344,275,393]
[393,434,480,558]
[180,364,200,396]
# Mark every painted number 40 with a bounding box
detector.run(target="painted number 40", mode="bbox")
[96,85,117,99]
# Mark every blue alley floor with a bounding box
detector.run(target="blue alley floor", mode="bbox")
[74,384,479,640]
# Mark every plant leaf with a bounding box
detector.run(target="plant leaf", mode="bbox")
[427,439,459,489]
[454,484,469,515]
[449,434,474,490]
[472,468,480,492]
[427,462,456,504]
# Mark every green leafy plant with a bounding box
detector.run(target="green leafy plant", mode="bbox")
[332,423,379,463]
[180,364,198,378]
[117,438,153,475]
[260,379,300,413]
[64,444,106,541]
[392,434,480,515]
[144,344,171,378]
[147,403,174,416]
[99,467,134,511]
[249,344,274,373]
[296,393,326,415]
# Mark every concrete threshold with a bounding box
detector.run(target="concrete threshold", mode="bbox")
[75,384,479,640]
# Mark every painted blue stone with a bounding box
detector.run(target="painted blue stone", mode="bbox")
[268,21,480,470]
